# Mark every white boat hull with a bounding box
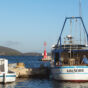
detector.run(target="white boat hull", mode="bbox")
[0,73,16,83]
[51,66,88,82]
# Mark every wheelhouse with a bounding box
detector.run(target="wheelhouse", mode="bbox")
[52,17,88,66]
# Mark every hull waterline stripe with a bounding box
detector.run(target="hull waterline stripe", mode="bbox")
[51,66,88,69]
[53,73,88,74]
[6,75,16,77]
[0,75,16,77]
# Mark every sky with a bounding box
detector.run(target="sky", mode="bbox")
[0,0,88,53]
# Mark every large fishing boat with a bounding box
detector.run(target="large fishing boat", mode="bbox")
[51,17,88,82]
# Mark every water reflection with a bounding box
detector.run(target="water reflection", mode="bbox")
[0,78,52,88]
[1,78,88,88]
[16,78,52,88]
[0,82,16,88]
[52,80,88,88]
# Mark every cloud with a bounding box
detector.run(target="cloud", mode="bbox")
[4,41,20,46]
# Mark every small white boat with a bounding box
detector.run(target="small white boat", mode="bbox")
[51,17,88,82]
[0,58,16,83]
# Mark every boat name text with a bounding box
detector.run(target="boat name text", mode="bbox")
[67,69,84,72]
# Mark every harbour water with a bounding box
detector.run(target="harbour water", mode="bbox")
[0,78,88,88]
[0,56,50,68]
[0,56,88,88]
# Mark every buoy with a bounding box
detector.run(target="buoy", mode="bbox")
[43,49,47,58]
[42,42,47,61]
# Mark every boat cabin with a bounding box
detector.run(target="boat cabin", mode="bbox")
[52,44,88,66]
[52,17,88,66]
[0,59,8,73]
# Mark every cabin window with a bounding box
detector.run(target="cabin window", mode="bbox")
[55,53,59,63]
[0,60,4,72]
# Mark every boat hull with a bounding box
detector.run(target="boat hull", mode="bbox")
[51,66,88,82]
[0,73,16,83]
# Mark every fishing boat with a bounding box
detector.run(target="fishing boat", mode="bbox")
[51,17,88,82]
[0,58,16,83]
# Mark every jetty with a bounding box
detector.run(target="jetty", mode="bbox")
[9,62,50,78]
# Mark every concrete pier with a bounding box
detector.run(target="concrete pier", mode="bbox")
[8,63,50,78]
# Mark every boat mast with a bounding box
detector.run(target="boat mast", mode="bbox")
[70,20,72,59]
[79,0,82,44]
[79,0,82,17]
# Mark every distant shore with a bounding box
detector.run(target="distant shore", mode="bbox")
[0,46,51,56]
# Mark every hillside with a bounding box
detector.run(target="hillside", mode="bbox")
[0,46,22,55]
[0,46,51,56]
[22,52,42,56]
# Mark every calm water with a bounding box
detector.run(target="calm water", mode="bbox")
[0,56,50,68]
[0,56,88,88]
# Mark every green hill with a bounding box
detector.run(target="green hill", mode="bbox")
[0,46,50,56]
[0,46,22,55]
